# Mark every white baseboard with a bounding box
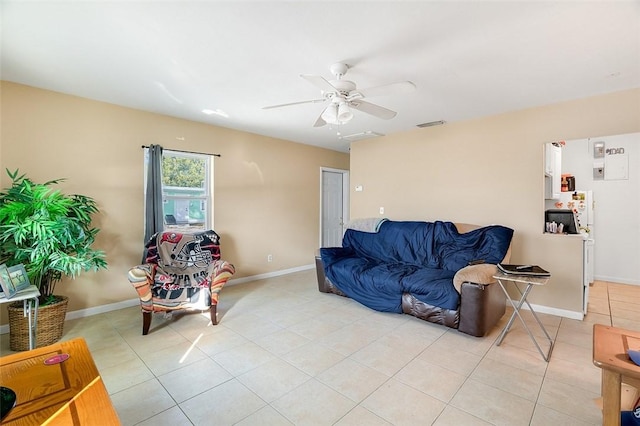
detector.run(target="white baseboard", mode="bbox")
[594,274,640,286]
[507,299,584,320]
[226,264,315,286]
[0,264,316,335]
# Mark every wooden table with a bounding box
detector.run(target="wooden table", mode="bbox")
[592,324,640,426]
[0,338,120,425]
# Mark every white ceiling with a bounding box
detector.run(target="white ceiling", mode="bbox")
[2,1,639,153]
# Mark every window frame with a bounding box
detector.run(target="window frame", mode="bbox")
[144,148,214,231]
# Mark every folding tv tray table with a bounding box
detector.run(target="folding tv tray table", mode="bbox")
[0,285,40,350]
[493,271,554,362]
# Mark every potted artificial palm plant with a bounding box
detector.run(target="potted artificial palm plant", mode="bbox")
[0,169,107,350]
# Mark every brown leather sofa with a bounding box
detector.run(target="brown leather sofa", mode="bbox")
[315,223,512,337]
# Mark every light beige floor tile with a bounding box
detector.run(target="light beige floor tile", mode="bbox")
[271,378,356,425]
[537,377,602,424]
[545,356,601,394]
[119,323,189,356]
[611,306,640,321]
[450,378,535,426]
[316,358,389,402]
[495,328,554,358]
[280,341,345,376]
[135,406,192,426]
[235,405,294,426]
[559,317,599,335]
[138,339,209,376]
[610,299,639,312]
[194,326,248,356]
[432,405,493,426]
[417,339,483,376]
[530,404,595,426]
[587,297,610,315]
[237,357,311,402]
[394,357,466,403]
[179,379,266,425]
[392,317,448,342]
[110,378,176,425]
[470,357,544,401]
[91,339,140,371]
[263,307,314,328]
[212,341,275,376]
[555,326,592,349]
[552,340,594,366]
[612,316,640,331]
[287,316,348,340]
[436,328,497,357]
[9,271,636,425]
[220,312,284,340]
[334,406,392,425]
[158,357,233,403]
[315,323,384,356]
[361,378,446,425]
[349,332,428,376]
[101,355,155,395]
[253,328,310,355]
[103,306,144,330]
[581,311,612,326]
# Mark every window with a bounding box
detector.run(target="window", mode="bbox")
[144,149,214,231]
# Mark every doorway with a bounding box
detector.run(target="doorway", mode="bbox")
[320,168,349,247]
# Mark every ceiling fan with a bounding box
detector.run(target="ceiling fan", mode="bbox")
[263,63,416,127]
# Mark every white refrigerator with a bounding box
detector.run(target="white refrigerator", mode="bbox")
[555,190,595,314]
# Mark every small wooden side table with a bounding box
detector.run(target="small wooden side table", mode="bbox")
[592,324,640,426]
[0,285,40,350]
[493,271,554,362]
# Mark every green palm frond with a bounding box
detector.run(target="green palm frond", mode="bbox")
[0,169,108,301]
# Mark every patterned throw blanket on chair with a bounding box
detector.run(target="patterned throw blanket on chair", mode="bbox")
[144,230,221,290]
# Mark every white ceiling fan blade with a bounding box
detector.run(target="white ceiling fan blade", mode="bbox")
[350,100,397,120]
[313,109,327,127]
[300,74,337,93]
[356,81,416,98]
[262,98,325,110]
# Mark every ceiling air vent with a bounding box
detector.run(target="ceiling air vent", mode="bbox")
[416,120,446,128]
[340,131,385,142]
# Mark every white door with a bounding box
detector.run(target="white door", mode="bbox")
[321,169,349,247]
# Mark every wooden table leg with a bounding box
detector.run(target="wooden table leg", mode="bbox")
[602,369,622,426]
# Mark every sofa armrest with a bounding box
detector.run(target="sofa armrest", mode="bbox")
[453,264,498,293]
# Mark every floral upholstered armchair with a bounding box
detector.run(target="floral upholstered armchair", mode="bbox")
[128,229,235,335]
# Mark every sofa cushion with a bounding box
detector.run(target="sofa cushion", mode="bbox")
[437,225,514,272]
[401,267,458,310]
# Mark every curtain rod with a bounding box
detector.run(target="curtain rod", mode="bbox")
[141,145,221,157]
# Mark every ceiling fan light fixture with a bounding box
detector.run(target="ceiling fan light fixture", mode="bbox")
[321,103,338,124]
[337,102,353,123]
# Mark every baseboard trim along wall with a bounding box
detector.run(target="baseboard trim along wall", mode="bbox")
[506,299,584,321]
[0,264,316,335]
[594,274,640,286]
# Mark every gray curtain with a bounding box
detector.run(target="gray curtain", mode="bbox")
[144,144,164,247]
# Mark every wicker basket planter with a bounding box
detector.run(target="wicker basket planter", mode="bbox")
[8,296,69,351]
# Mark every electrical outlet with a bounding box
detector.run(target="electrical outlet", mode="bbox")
[267,254,273,262]
[379,207,384,215]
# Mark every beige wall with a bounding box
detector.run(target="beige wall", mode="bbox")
[0,82,349,324]
[350,88,640,316]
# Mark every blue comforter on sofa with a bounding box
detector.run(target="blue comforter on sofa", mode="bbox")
[320,221,514,313]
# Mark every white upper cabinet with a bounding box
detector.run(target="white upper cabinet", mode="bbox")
[544,143,562,199]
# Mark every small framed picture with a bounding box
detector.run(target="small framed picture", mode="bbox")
[0,264,17,298]
[8,264,30,292]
